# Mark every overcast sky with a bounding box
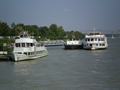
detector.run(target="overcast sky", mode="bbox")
[0,0,120,32]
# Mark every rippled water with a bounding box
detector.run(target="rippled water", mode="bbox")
[0,38,120,90]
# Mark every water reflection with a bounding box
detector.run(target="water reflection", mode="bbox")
[13,60,40,76]
[90,50,107,56]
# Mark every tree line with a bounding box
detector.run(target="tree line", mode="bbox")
[0,21,84,40]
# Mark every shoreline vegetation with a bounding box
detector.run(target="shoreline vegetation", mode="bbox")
[0,21,84,48]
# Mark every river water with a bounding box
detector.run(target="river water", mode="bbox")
[0,38,120,90]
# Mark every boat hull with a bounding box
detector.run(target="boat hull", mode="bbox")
[64,45,83,49]
[84,47,107,50]
[83,46,107,50]
[12,50,48,62]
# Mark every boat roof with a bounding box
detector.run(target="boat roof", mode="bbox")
[15,38,36,43]
[85,32,106,38]
[86,32,104,35]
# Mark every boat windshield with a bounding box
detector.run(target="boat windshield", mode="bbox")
[15,43,34,47]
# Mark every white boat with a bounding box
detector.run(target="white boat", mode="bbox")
[12,32,48,61]
[83,32,108,50]
[64,39,82,49]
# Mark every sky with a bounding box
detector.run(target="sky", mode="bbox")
[0,0,120,33]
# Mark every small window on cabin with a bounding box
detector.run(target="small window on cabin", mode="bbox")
[15,43,18,47]
[90,44,92,46]
[18,52,22,54]
[27,43,29,47]
[24,52,27,55]
[28,52,30,55]
[99,44,102,46]
[98,38,101,41]
[30,43,34,47]
[101,38,104,41]
[102,43,105,46]
[32,52,34,55]
[88,38,90,41]
[22,43,25,47]
[95,38,97,41]
[91,38,93,41]
[15,43,20,47]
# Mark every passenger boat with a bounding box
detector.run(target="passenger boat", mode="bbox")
[64,39,82,49]
[12,32,48,61]
[83,32,108,50]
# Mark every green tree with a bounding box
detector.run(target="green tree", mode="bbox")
[49,24,58,39]
[12,23,25,36]
[0,21,10,36]
[39,26,49,40]
[57,26,65,39]
[65,31,84,40]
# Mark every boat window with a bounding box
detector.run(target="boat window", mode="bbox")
[99,44,102,46]
[95,38,97,41]
[15,43,18,47]
[87,38,90,41]
[32,52,34,55]
[30,43,32,47]
[98,38,101,41]
[27,43,31,47]
[24,52,27,55]
[91,38,93,41]
[101,38,105,41]
[96,44,98,46]
[26,43,29,47]
[28,52,30,55]
[17,52,22,54]
[30,43,34,47]
[15,43,20,47]
[102,43,105,46]
[22,43,25,47]
[26,43,34,47]
[90,44,92,46]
